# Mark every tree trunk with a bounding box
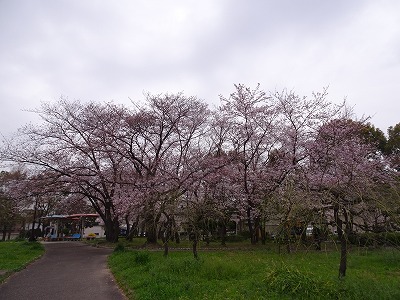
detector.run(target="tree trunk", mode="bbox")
[146,224,158,244]
[29,201,37,242]
[313,226,322,251]
[286,241,291,254]
[247,206,256,244]
[204,230,210,246]
[164,240,169,257]
[261,219,266,245]
[339,230,347,278]
[175,231,180,244]
[192,233,199,259]
[335,205,347,278]
[144,210,160,245]
[253,218,260,244]
[162,218,170,257]
[126,229,136,242]
[103,202,119,243]
[162,224,169,256]
[126,217,139,241]
[220,223,227,246]
[125,215,131,238]
[286,225,291,254]
[2,224,6,241]
[104,217,119,243]
[162,225,169,256]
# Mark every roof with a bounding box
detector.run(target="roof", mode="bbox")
[41,214,99,220]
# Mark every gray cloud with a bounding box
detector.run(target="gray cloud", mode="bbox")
[1,0,399,138]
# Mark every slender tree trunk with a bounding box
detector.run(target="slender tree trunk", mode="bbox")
[254,218,260,244]
[162,218,170,257]
[29,200,37,242]
[247,206,255,244]
[163,224,169,257]
[261,219,266,245]
[204,230,210,246]
[171,216,180,244]
[335,205,347,278]
[162,225,169,257]
[164,240,169,257]
[37,217,42,236]
[20,219,26,238]
[339,231,347,278]
[175,231,180,244]
[313,226,322,251]
[192,232,199,259]
[286,225,292,254]
[127,217,139,241]
[2,224,6,241]
[126,229,135,242]
[125,215,131,238]
[220,223,227,246]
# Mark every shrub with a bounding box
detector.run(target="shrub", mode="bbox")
[380,232,400,246]
[348,232,400,247]
[265,263,336,299]
[134,251,150,265]
[348,233,375,246]
[236,231,251,240]
[225,234,248,243]
[114,243,125,252]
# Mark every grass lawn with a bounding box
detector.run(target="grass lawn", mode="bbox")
[0,240,44,283]
[109,244,400,300]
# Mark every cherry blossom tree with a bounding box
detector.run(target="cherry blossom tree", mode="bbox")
[0,169,28,240]
[1,99,129,242]
[114,92,210,245]
[203,111,245,244]
[215,85,346,245]
[2,86,396,256]
[0,166,71,241]
[267,88,345,249]
[218,84,279,244]
[307,118,392,277]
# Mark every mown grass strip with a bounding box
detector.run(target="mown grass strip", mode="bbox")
[0,241,45,283]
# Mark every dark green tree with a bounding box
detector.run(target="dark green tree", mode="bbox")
[0,170,26,240]
[386,123,400,154]
[360,123,387,153]
[386,123,400,171]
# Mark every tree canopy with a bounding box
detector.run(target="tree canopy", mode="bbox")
[0,85,398,277]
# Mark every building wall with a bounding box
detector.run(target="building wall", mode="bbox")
[82,225,106,238]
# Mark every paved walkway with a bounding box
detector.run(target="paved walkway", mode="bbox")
[0,242,126,300]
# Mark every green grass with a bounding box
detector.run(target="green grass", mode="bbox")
[109,247,400,300]
[0,240,45,283]
[85,237,149,249]
[86,236,281,251]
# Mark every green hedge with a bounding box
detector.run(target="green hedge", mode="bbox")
[348,232,400,247]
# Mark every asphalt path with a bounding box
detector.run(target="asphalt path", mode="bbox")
[0,242,126,300]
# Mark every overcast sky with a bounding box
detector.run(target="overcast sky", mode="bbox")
[1,0,399,138]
